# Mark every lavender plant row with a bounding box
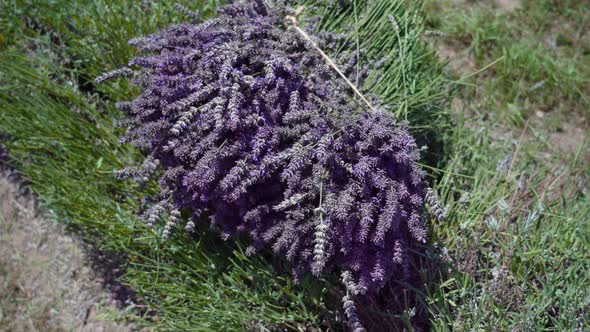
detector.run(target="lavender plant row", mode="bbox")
[108,1,428,296]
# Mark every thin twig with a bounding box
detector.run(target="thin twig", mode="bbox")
[285,9,376,112]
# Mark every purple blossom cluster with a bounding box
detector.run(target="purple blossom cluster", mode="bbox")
[106,0,429,303]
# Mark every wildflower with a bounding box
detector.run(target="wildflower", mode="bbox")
[496,154,512,172]
[425,188,446,221]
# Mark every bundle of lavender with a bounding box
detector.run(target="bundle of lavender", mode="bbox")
[99,1,442,330]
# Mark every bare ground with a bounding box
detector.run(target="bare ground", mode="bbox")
[495,0,519,11]
[0,172,136,332]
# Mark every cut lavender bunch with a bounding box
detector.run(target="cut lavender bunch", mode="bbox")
[102,0,431,316]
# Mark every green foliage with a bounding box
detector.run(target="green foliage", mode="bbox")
[300,0,448,123]
[0,0,218,97]
[421,1,590,330]
[424,114,590,331]
[425,0,589,120]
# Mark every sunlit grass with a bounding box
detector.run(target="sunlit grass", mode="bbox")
[424,0,589,121]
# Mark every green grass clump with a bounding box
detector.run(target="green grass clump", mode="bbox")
[424,0,589,122]
[425,114,590,331]
[421,0,590,330]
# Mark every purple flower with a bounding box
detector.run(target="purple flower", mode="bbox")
[104,0,431,315]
